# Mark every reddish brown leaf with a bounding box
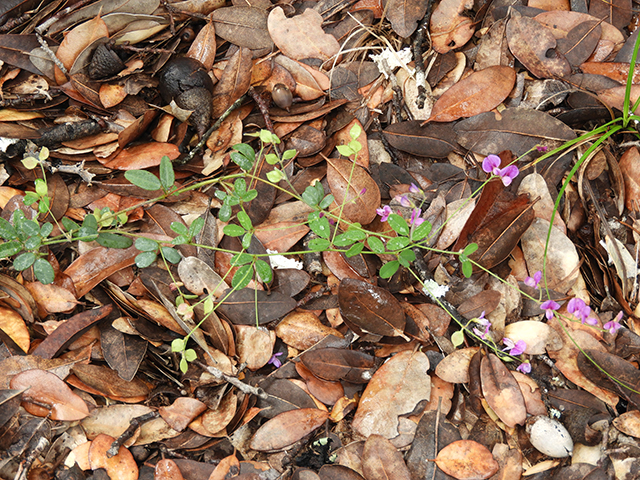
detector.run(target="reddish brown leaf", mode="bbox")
[435,439,499,480]
[326,157,381,225]
[89,434,138,480]
[187,20,216,70]
[300,347,376,384]
[362,434,411,480]
[619,147,640,211]
[155,459,185,480]
[250,408,329,452]
[480,354,527,428]
[212,47,252,118]
[102,142,180,170]
[425,66,516,123]
[10,368,89,420]
[430,0,475,54]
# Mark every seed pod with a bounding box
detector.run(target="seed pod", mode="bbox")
[158,57,214,103]
[175,87,213,138]
[272,83,293,110]
[526,415,573,458]
[89,44,125,79]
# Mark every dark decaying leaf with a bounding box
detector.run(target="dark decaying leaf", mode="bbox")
[556,21,601,67]
[338,278,406,338]
[100,322,147,382]
[300,347,376,384]
[327,158,381,225]
[384,0,430,38]
[257,378,320,419]
[577,349,640,408]
[454,108,577,157]
[250,408,329,452]
[211,6,273,50]
[588,0,632,31]
[382,121,459,158]
[216,288,296,325]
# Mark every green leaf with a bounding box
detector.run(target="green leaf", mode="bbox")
[224,224,245,237]
[451,330,465,348]
[336,144,354,157]
[462,260,473,278]
[399,248,416,264]
[38,198,49,214]
[265,153,279,165]
[302,184,322,206]
[20,219,40,237]
[0,218,17,240]
[23,192,38,206]
[230,151,254,171]
[184,348,197,362]
[350,123,362,140]
[125,170,162,191]
[61,217,80,234]
[255,259,272,283]
[14,252,36,271]
[386,236,410,251]
[24,236,41,250]
[215,190,227,201]
[135,251,157,268]
[204,296,214,315]
[231,252,252,266]
[77,226,98,242]
[232,264,253,289]
[308,213,331,239]
[172,235,188,245]
[462,243,479,256]
[344,228,366,241]
[333,233,355,247]
[189,217,204,237]
[40,222,53,238]
[159,156,175,192]
[97,232,133,249]
[33,258,54,284]
[135,237,159,252]
[387,214,409,236]
[242,189,258,202]
[171,338,185,352]
[237,210,252,231]
[82,214,98,230]
[367,236,385,254]
[170,222,188,236]
[241,232,252,249]
[0,241,22,259]
[180,357,188,373]
[379,260,400,279]
[234,178,247,196]
[345,242,364,257]
[266,169,284,183]
[22,156,39,169]
[282,149,296,160]
[35,178,48,197]
[161,247,182,264]
[219,204,232,222]
[233,143,255,159]
[319,194,334,210]
[411,221,432,241]
[308,238,331,251]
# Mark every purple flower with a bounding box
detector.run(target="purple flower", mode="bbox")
[541,299,560,320]
[360,188,367,195]
[472,311,491,340]
[482,154,519,186]
[536,146,549,153]
[517,361,532,374]
[376,205,392,222]
[268,352,283,368]
[409,183,421,194]
[410,208,424,226]
[524,270,542,289]
[567,298,593,324]
[503,337,527,356]
[604,311,623,334]
[398,195,412,207]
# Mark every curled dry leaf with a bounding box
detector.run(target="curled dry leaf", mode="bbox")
[187,20,216,70]
[434,347,480,384]
[250,407,329,452]
[10,368,89,421]
[267,7,340,61]
[158,397,208,432]
[0,306,29,353]
[619,147,640,211]
[25,282,79,316]
[435,439,499,480]
[275,310,343,351]
[352,350,430,439]
[425,66,516,123]
[430,0,475,54]
[55,16,109,84]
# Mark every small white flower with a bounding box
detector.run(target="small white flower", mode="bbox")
[422,279,449,300]
[266,249,303,270]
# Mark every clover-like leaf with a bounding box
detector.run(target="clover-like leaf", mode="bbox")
[125,170,162,191]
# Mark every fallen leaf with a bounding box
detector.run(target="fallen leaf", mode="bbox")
[435,439,499,480]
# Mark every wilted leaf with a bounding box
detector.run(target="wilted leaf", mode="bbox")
[619,147,640,211]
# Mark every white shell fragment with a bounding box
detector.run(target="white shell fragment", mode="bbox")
[526,415,573,458]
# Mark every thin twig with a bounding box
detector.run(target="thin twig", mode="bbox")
[107,412,159,457]
[412,0,436,109]
[248,86,274,134]
[194,361,268,399]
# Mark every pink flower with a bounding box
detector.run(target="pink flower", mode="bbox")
[398,195,412,207]
[472,311,491,340]
[360,188,367,195]
[524,270,542,289]
[541,299,560,320]
[536,146,549,152]
[517,361,532,374]
[268,352,284,368]
[409,183,421,194]
[503,337,526,356]
[376,205,392,222]
[482,154,519,186]
[410,208,424,226]
[604,311,623,334]
[567,298,593,324]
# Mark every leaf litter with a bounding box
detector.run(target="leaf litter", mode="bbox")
[0,1,640,480]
